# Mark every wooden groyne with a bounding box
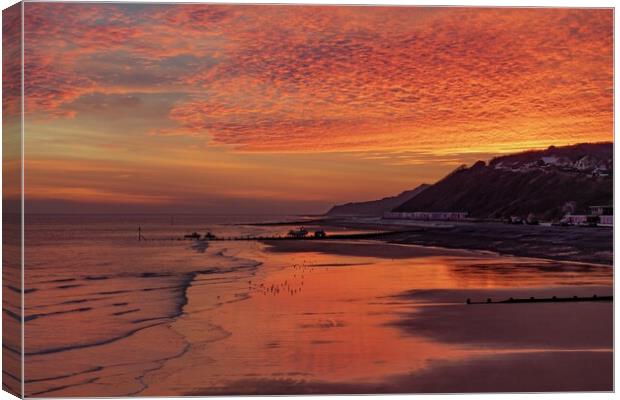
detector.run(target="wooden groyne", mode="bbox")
[138,229,415,242]
[206,231,404,241]
[466,295,612,305]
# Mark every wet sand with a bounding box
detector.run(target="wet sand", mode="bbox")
[192,351,611,394]
[264,239,483,259]
[392,288,612,349]
[140,240,611,395]
[310,218,614,265]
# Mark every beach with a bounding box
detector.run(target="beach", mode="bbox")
[304,217,614,265]
[23,215,613,396]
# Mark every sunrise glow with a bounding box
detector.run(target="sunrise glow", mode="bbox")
[10,4,612,213]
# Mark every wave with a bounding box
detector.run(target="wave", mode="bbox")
[24,242,262,396]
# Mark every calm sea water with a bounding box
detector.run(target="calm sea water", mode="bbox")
[23,214,613,396]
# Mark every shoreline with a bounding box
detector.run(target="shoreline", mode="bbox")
[263,217,613,266]
[264,238,613,269]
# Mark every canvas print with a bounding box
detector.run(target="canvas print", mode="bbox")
[2,2,614,397]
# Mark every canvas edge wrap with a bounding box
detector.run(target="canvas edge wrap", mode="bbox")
[2,2,24,398]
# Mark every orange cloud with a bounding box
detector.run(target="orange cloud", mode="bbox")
[3,4,22,118]
[22,6,612,154]
[164,7,612,153]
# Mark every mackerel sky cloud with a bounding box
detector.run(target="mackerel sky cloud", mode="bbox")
[14,4,613,213]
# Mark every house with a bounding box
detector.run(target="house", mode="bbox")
[590,205,613,226]
[383,211,468,221]
[561,205,613,227]
[589,205,613,216]
[560,215,587,225]
[599,215,613,226]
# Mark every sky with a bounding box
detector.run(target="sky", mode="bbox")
[5,4,613,214]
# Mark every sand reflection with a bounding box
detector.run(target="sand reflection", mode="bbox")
[141,240,612,394]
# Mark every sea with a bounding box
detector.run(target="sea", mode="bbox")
[21,214,613,396]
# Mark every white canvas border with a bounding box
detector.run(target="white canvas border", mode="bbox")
[0,0,616,399]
